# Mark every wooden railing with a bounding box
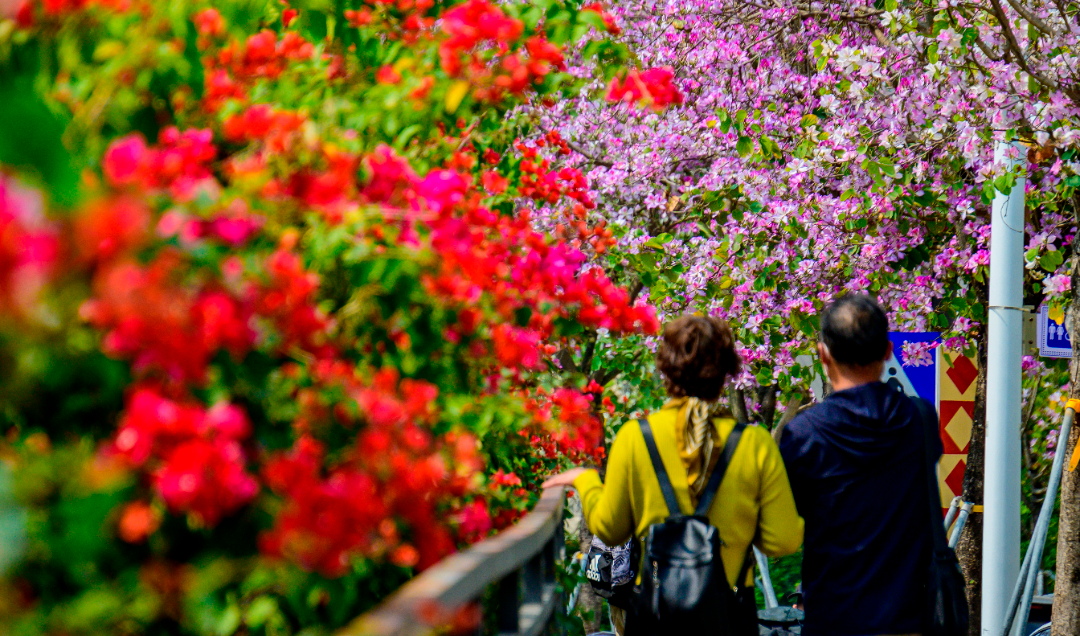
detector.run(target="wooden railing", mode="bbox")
[340,486,567,636]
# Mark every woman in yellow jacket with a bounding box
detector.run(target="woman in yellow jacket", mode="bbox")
[544,315,804,633]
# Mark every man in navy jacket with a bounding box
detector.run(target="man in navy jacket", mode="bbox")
[779,294,942,636]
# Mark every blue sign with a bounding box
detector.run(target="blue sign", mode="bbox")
[881,332,939,407]
[1038,304,1072,359]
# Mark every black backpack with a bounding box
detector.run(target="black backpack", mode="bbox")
[628,417,756,636]
[911,398,969,636]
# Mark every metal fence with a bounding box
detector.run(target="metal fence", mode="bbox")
[341,486,567,636]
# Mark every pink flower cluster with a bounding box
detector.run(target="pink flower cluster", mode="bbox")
[0,175,59,317]
[103,128,218,201]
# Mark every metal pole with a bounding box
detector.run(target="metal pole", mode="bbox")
[943,496,962,535]
[1004,406,1076,636]
[754,546,779,609]
[949,501,974,550]
[983,140,1026,636]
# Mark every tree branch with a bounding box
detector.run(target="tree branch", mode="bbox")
[567,141,614,168]
[1003,0,1059,36]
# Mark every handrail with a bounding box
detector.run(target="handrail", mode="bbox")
[341,486,567,636]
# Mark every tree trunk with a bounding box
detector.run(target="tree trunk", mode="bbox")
[729,386,749,423]
[757,385,778,429]
[1051,259,1080,635]
[956,328,988,636]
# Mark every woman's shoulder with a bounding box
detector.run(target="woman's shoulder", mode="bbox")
[614,409,677,445]
[732,421,782,454]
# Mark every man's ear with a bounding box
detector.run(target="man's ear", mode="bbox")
[882,340,894,362]
[817,342,831,366]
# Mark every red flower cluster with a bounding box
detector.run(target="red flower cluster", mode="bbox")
[102,128,218,201]
[353,145,657,350]
[261,436,388,577]
[10,0,127,27]
[553,205,616,254]
[607,67,684,111]
[262,368,484,577]
[521,386,605,465]
[433,0,564,103]
[491,323,541,370]
[110,385,258,527]
[582,2,620,35]
[257,245,335,357]
[219,29,314,81]
[193,8,225,38]
[200,28,315,111]
[80,253,258,384]
[222,104,306,152]
[439,0,523,76]
[73,196,150,263]
[494,37,566,100]
[515,140,594,208]
[0,175,59,317]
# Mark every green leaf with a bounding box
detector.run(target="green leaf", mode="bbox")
[736,136,753,158]
[1039,250,1064,272]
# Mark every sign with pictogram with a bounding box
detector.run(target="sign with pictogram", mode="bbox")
[1038,304,1072,359]
[883,332,938,406]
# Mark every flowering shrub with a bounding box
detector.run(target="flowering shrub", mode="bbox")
[0,0,654,633]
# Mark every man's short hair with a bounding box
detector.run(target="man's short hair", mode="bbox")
[820,294,890,366]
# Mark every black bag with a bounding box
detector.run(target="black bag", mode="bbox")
[585,535,639,609]
[627,417,755,636]
[912,398,970,636]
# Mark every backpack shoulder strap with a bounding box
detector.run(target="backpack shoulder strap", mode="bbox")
[639,417,683,516]
[695,420,748,517]
[912,397,950,553]
[734,548,755,592]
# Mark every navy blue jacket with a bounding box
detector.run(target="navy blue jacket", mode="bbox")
[778,382,942,636]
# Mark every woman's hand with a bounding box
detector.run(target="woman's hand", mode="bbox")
[541,467,588,489]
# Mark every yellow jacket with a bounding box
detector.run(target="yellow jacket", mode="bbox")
[573,407,804,587]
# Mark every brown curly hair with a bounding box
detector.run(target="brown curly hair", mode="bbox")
[656,315,742,401]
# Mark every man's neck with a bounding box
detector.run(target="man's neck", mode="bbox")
[828,364,884,392]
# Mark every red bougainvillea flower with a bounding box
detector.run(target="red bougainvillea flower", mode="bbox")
[282,7,297,27]
[376,64,401,84]
[118,501,161,543]
[581,2,620,34]
[102,135,149,187]
[193,7,224,37]
[438,0,523,76]
[102,128,219,201]
[491,323,541,370]
[154,438,258,526]
[0,174,59,317]
[607,67,683,111]
[454,499,492,543]
[73,196,150,263]
[80,252,258,384]
[108,385,258,527]
[260,370,485,576]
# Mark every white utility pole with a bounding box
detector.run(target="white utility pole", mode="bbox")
[983,141,1026,636]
